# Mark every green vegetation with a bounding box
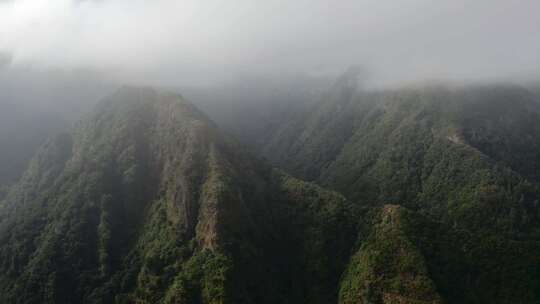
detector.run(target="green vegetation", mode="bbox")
[339,206,444,304]
[2,79,540,303]
[0,87,359,303]
[256,76,540,303]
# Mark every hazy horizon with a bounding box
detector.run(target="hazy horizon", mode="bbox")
[1,0,540,88]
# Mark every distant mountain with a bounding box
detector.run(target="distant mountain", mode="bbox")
[260,77,540,211]
[0,101,66,188]
[250,74,540,302]
[0,87,357,303]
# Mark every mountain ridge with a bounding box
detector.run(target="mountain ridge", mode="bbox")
[229,76,540,303]
[0,87,358,303]
[2,81,540,303]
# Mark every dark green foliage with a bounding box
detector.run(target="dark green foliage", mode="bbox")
[4,79,540,304]
[339,206,444,304]
[268,172,358,304]
[261,84,540,221]
[163,251,232,304]
[339,205,540,304]
[255,77,540,303]
[0,87,358,303]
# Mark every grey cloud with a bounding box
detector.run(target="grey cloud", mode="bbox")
[0,51,12,69]
[0,0,539,87]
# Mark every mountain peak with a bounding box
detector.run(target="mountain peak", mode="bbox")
[0,88,357,303]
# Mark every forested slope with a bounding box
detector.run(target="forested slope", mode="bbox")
[255,74,540,303]
[0,87,357,304]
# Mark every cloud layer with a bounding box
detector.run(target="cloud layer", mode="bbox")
[1,0,540,86]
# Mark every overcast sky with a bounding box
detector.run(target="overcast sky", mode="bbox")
[1,0,540,86]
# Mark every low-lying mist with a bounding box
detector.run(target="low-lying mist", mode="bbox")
[1,0,540,179]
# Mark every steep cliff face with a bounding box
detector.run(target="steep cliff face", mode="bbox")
[0,87,357,304]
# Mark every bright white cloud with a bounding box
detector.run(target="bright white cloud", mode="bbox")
[1,0,540,86]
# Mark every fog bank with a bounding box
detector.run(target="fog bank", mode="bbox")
[1,0,540,87]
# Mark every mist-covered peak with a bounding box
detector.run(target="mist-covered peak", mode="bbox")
[0,86,357,303]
